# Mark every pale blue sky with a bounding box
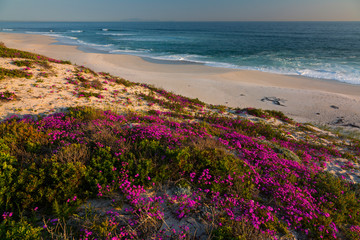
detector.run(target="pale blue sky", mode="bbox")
[0,0,359,21]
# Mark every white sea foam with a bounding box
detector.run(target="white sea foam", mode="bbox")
[70,30,83,33]
[97,33,134,36]
[43,33,78,40]
[26,31,47,34]
[77,40,114,47]
[110,49,149,54]
[119,37,179,42]
[144,54,360,84]
[24,31,77,40]
[150,54,204,62]
[147,54,240,70]
[223,65,360,85]
[296,69,360,84]
[2,29,13,31]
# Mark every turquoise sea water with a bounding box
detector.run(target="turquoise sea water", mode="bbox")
[1,21,359,84]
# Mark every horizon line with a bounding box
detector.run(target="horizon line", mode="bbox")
[0,20,360,23]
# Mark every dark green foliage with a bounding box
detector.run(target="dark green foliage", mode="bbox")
[210,104,228,113]
[12,60,34,68]
[115,77,136,87]
[202,116,287,141]
[76,66,98,76]
[123,140,165,185]
[84,146,120,195]
[0,67,33,80]
[0,121,85,212]
[244,108,266,118]
[271,144,301,163]
[145,84,205,109]
[67,106,106,121]
[314,172,360,226]
[12,59,52,69]
[265,110,294,123]
[0,152,18,211]
[232,117,287,141]
[36,60,52,69]
[0,152,86,212]
[44,159,86,204]
[139,92,184,112]
[81,79,103,90]
[213,226,238,240]
[212,219,283,240]
[77,91,103,99]
[0,90,18,101]
[243,108,294,123]
[0,217,42,240]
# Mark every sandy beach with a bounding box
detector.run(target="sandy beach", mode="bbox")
[1,32,360,128]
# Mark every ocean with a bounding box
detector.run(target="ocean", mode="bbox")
[1,21,359,84]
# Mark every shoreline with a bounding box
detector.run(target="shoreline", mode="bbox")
[50,34,356,86]
[1,32,360,127]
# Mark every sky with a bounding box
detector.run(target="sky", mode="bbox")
[0,0,359,22]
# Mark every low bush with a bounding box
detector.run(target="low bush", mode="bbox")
[12,60,33,68]
[0,91,18,101]
[77,91,104,99]
[0,67,33,80]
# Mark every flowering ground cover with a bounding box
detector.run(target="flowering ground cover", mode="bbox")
[0,43,359,239]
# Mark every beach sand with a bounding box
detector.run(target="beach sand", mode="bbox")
[1,32,360,128]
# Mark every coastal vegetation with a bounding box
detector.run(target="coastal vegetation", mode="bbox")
[0,42,70,64]
[0,43,359,239]
[0,67,33,80]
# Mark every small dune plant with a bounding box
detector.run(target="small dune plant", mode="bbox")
[77,91,104,99]
[0,90,18,101]
[0,68,33,80]
[12,60,34,68]
[241,107,294,123]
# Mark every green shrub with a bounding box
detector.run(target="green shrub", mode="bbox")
[76,66,98,76]
[0,218,42,240]
[67,106,106,121]
[77,91,104,99]
[12,60,33,68]
[0,91,18,101]
[123,140,167,185]
[243,108,294,123]
[84,146,120,195]
[0,152,18,211]
[115,77,136,87]
[35,60,52,69]
[81,79,103,90]
[311,172,360,238]
[43,159,86,204]
[245,108,267,119]
[0,67,33,80]
[265,109,294,123]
